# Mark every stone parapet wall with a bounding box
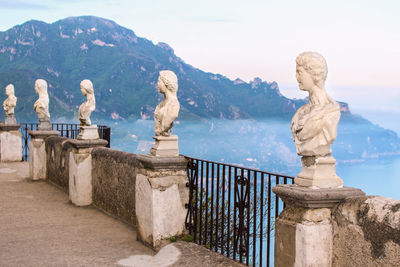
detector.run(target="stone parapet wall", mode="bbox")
[45,139,141,225]
[45,136,73,191]
[91,147,140,226]
[332,196,400,267]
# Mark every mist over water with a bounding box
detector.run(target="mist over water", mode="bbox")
[353,109,400,136]
[107,119,400,200]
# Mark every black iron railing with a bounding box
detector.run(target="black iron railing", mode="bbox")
[184,156,294,267]
[20,123,111,161]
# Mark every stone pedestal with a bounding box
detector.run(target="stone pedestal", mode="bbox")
[273,184,365,267]
[78,125,99,140]
[37,120,52,131]
[295,156,343,189]
[4,115,16,125]
[29,130,59,180]
[135,154,188,249]
[150,135,179,156]
[0,124,22,162]
[68,139,107,206]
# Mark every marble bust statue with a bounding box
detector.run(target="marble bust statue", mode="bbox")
[150,70,180,156]
[291,52,340,156]
[290,52,343,188]
[78,79,96,126]
[154,70,180,136]
[33,79,51,130]
[3,84,17,124]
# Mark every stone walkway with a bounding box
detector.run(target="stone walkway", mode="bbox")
[0,162,244,267]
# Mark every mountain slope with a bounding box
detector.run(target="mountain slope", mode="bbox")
[0,16,324,122]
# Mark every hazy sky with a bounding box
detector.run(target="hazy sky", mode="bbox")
[0,0,399,125]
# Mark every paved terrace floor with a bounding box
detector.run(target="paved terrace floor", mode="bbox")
[0,162,244,267]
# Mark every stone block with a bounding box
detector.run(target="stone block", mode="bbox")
[68,139,107,206]
[332,196,400,267]
[150,135,179,156]
[4,115,16,124]
[136,154,187,171]
[69,151,92,206]
[37,121,52,131]
[29,137,46,180]
[275,206,333,267]
[28,130,59,180]
[273,184,365,208]
[295,156,343,189]
[0,123,20,131]
[136,174,188,249]
[0,129,22,162]
[78,125,99,140]
[273,184,366,267]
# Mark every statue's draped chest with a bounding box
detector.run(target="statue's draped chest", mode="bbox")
[294,104,312,125]
[154,103,164,121]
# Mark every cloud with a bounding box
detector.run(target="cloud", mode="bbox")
[0,0,54,10]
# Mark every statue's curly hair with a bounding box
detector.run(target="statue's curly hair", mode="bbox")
[159,70,178,93]
[296,52,328,84]
[5,84,14,95]
[35,79,48,95]
[80,79,94,94]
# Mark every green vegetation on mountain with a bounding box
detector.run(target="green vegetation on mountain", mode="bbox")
[0,16,374,125]
[0,16,318,122]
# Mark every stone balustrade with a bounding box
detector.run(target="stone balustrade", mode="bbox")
[44,135,188,249]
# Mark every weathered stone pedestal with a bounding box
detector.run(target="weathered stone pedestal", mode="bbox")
[37,120,52,131]
[68,139,107,206]
[273,184,365,267]
[135,154,188,249]
[78,125,99,140]
[295,156,343,189]
[0,123,22,162]
[150,135,179,156]
[4,114,16,125]
[29,130,59,180]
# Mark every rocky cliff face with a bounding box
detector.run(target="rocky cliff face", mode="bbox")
[0,16,338,122]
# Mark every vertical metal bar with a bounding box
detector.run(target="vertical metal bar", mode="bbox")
[194,159,199,242]
[24,125,28,161]
[260,172,264,267]
[186,159,194,236]
[246,169,250,265]
[239,167,244,263]
[275,176,280,221]
[267,174,272,267]
[252,171,257,267]
[199,161,203,245]
[104,127,111,147]
[233,167,238,261]
[221,165,226,256]
[283,176,288,208]
[205,162,209,247]
[227,166,232,257]
[210,162,215,250]
[215,163,220,252]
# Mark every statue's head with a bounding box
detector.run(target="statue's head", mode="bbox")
[35,79,48,95]
[80,79,94,96]
[5,84,14,96]
[158,70,178,94]
[296,52,327,90]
